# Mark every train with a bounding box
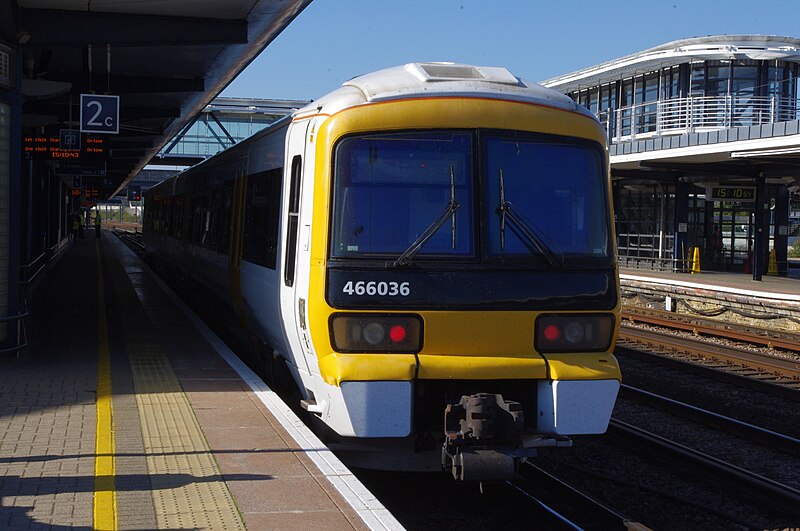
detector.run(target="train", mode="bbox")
[143,62,621,481]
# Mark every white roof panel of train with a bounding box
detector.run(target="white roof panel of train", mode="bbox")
[295,62,594,119]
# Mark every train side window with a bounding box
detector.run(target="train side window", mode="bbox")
[284,155,302,286]
[243,168,281,268]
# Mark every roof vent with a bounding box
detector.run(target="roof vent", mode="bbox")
[420,63,484,80]
[0,45,11,89]
[409,63,520,85]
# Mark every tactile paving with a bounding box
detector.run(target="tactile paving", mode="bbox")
[106,245,246,531]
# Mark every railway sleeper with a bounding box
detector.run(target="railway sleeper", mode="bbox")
[441,392,571,481]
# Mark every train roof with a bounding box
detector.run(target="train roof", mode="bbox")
[294,62,594,120]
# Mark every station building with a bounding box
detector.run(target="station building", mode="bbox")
[541,35,800,278]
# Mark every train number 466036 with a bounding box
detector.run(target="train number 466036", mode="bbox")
[342,280,410,297]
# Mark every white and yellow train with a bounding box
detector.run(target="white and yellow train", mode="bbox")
[144,63,621,480]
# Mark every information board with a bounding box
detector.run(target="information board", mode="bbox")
[23,134,108,160]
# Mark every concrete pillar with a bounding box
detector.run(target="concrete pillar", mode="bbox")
[752,174,767,281]
[775,185,789,277]
[673,180,689,272]
[0,45,22,348]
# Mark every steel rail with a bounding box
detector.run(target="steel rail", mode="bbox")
[620,384,800,449]
[514,462,638,530]
[609,419,800,507]
[618,326,800,382]
[621,307,800,353]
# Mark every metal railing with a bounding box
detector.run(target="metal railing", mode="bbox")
[599,95,800,142]
[20,239,70,286]
[617,232,688,272]
[1,238,71,355]
[618,255,685,272]
[0,294,28,355]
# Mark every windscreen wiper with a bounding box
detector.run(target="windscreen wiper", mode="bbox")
[392,167,459,267]
[497,168,562,269]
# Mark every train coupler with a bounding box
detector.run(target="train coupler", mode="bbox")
[441,393,538,481]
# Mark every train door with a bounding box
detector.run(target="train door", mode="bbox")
[279,121,315,376]
[228,169,248,325]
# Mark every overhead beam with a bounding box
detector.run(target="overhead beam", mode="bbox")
[44,72,204,94]
[639,161,758,178]
[18,9,248,47]
[733,156,800,167]
[22,101,181,121]
[610,169,680,182]
[150,153,206,167]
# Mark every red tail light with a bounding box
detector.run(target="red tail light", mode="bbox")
[535,314,615,353]
[330,314,422,353]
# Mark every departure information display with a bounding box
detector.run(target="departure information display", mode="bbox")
[23,133,108,160]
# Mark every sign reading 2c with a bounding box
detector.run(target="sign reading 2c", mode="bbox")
[80,94,120,134]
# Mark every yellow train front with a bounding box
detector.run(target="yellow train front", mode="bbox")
[287,63,621,480]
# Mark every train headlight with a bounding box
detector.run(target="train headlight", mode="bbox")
[330,314,423,353]
[362,323,386,345]
[535,314,614,353]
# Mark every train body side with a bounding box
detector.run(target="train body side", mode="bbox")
[144,119,292,357]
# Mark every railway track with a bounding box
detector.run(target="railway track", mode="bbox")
[614,384,800,507]
[618,319,800,390]
[533,374,800,529]
[512,463,639,530]
[621,306,800,353]
[112,228,145,253]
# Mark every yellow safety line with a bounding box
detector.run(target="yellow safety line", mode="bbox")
[94,241,117,530]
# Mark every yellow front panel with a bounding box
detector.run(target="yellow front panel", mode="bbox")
[303,97,617,386]
[416,354,546,380]
[418,310,547,379]
[318,353,418,384]
[543,353,621,380]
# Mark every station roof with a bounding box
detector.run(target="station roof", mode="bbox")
[541,35,800,94]
[4,0,312,197]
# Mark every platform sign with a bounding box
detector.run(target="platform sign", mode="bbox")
[80,94,119,134]
[55,160,107,177]
[60,129,80,151]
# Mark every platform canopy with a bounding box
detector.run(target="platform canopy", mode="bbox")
[2,0,312,197]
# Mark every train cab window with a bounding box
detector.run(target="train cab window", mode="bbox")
[483,135,609,261]
[331,132,473,260]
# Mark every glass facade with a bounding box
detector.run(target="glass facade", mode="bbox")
[570,60,799,141]
[565,53,799,274]
[165,113,280,157]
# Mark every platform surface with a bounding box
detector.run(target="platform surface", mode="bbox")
[620,266,800,300]
[0,232,400,530]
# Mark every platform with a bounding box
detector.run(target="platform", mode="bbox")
[620,266,800,332]
[0,232,401,530]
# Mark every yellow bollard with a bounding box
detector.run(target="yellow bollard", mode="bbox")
[691,247,701,274]
[767,248,777,275]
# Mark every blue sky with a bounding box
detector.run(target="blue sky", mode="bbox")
[221,0,800,101]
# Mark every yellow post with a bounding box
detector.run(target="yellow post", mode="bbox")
[767,248,777,275]
[691,246,701,274]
